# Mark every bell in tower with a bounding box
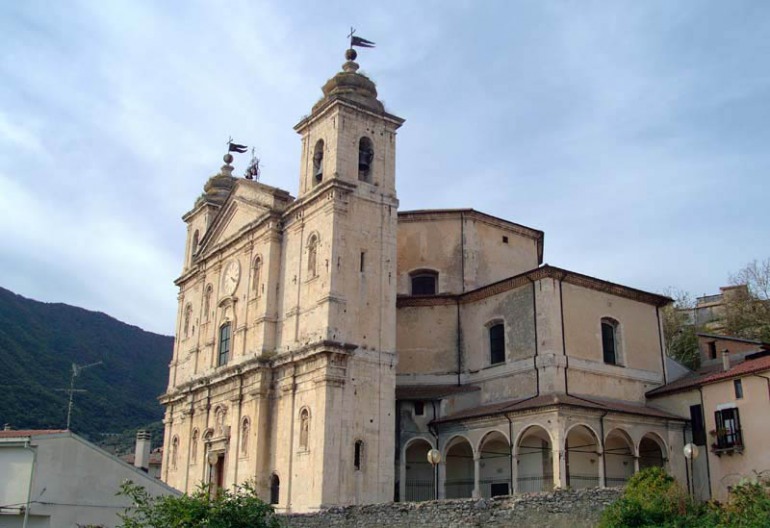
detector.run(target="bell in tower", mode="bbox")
[358,137,374,182]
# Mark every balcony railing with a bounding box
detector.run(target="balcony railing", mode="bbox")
[480,477,511,498]
[605,476,630,487]
[567,473,600,489]
[712,428,744,455]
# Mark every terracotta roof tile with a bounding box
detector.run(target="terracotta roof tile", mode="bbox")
[647,353,770,397]
[0,429,68,439]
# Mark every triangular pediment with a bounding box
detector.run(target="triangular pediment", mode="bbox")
[197,181,291,258]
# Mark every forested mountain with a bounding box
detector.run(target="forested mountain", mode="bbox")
[0,286,173,443]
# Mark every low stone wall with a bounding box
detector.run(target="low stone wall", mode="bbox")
[282,488,621,528]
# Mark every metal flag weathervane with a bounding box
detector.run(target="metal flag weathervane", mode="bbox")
[348,27,375,50]
[226,136,248,154]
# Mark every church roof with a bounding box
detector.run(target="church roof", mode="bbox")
[432,393,685,424]
[0,429,68,439]
[397,264,672,308]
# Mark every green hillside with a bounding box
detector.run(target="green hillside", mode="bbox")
[0,286,173,444]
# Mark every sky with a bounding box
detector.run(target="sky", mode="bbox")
[1,1,768,335]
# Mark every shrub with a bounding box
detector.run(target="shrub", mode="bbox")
[117,480,282,528]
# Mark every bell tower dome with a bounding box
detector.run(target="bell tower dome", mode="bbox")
[294,49,404,197]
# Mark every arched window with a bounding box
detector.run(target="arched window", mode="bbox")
[203,285,213,320]
[252,256,262,297]
[410,270,438,295]
[190,230,199,265]
[601,318,620,365]
[299,408,310,450]
[191,428,199,464]
[241,417,250,456]
[269,474,280,505]
[489,322,505,365]
[307,235,318,279]
[183,304,193,338]
[218,322,231,366]
[312,140,324,185]
[171,436,179,470]
[354,440,364,470]
[358,137,374,182]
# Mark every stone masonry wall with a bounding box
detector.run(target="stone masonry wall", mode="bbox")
[282,488,621,528]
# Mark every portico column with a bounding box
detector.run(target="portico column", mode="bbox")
[598,448,606,488]
[438,461,447,499]
[634,454,640,474]
[511,450,519,494]
[398,451,406,502]
[472,452,481,498]
[553,447,567,489]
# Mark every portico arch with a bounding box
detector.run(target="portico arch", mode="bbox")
[403,437,434,502]
[639,432,667,470]
[478,430,512,497]
[444,435,474,498]
[604,428,636,486]
[565,424,600,489]
[516,425,553,492]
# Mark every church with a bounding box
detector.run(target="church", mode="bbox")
[159,46,690,512]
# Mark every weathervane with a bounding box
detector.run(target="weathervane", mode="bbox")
[345,27,375,62]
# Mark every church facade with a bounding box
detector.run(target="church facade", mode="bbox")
[160,51,690,512]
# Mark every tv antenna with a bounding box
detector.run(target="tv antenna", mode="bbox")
[56,361,102,430]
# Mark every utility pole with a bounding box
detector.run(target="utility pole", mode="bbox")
[56,361,102,430]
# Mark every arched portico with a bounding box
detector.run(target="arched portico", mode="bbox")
[478,431,512,497]
[444,436,474,498]
[516,425,554,493]
[639,433,667,471]
[604,428,635,487]
[565,424,600,489]
[403,438,434,502]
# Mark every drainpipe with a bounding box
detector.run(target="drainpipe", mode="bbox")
[456,300,462,386]
[698,387,712,499]
[683,423,691,497]
[529,279,540,395]
[655,307,668,384]
[429,401,440,500]
[558,276,569,395]
[22,439,36,528]
[505,413,514,494]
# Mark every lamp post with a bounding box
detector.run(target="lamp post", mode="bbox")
[683,443,700,498]
[427,448,442,500]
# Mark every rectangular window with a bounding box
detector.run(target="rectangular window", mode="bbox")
[360,251,365,272]
[354,441,363,470]
[502,236,509,244]
[218,324,231,366]
[714,407,742,449]
[690,404,706,446]
[708,341,717,360]
[734,379,743,399]
[414,401,425,416]
[490,323,505,365]
[602,322,617,365]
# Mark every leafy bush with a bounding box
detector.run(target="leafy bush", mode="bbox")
[600,468,770,528]
[118,480,282,528]
[599,467,701,528]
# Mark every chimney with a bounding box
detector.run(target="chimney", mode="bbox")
[722,349,731,372]
[134,430,151,472]
[3,424,11,431]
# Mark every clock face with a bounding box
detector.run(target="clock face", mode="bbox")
[222,260,240,295]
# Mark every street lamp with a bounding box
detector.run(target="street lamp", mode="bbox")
[683,443,700,497]
[427,448,441,500]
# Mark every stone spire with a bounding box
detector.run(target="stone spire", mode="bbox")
[197,153,236,207]
[311,48,384,115]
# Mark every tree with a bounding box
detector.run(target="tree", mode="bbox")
[661,288,700,370]
[117,480,282,528]
[726,259,770,342]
